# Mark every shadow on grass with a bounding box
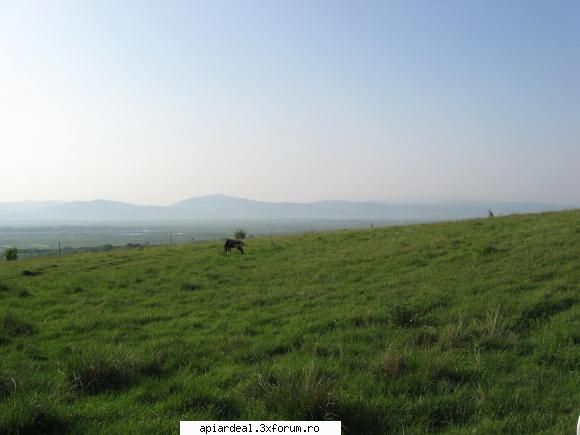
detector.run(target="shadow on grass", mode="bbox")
[1,311,35,341]
[0,395,70,435]
[22,270,42,277]
[0,376,16,399]
[514,297,576,333]
[334,400,398,434]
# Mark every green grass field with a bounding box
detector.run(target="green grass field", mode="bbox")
[1,211,579,434]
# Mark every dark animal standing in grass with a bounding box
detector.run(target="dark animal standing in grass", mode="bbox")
[224,239,245,255]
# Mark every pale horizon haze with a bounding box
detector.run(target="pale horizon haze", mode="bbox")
[1,1,579,206]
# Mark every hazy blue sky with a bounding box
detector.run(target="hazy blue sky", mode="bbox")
[1,0,579,205]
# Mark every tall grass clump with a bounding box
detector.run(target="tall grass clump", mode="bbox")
[1,311,35,338]
[255,363,336,420]
[64,346,140,394]
[411,326,439,349]
[0,393,68,434]
[0,376,16,399]
[476,306,505,338]
[379,351,406,379]
[181,282,203,291]
[390,303,421,327]
[475,306,517,349]
[440,319,470,351]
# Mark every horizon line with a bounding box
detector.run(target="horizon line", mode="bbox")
[0,194,576,208]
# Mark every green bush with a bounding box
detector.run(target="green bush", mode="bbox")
[234,229,247,240]
[4,247,17,261]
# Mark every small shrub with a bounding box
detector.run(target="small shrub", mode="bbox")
[234,229,247,240]
[5,247,18,261]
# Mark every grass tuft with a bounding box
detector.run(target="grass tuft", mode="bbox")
[22,270,42,277]
[440,319,470,350]
[255,363,336,420]
[0,394,69,435]
[411,326,439,348]
[479,245,499,256]
[1,311,35,338]
[477,306,504,337]
[18,289,32,298]
[64,347,139,394]
[390,303,421,327]
[181,282,203,291]
[380,352,406,379]
[0,376,17,399]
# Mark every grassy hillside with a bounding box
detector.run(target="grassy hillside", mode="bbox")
[1,211,579,434]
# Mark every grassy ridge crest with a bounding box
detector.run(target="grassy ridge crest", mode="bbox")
[1,211,579,434]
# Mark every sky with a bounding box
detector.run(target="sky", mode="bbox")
[1,0,579,206]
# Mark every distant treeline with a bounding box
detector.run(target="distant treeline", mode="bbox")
[15,243,149,258]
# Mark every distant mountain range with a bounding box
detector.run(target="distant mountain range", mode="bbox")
[0,194,571,223]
